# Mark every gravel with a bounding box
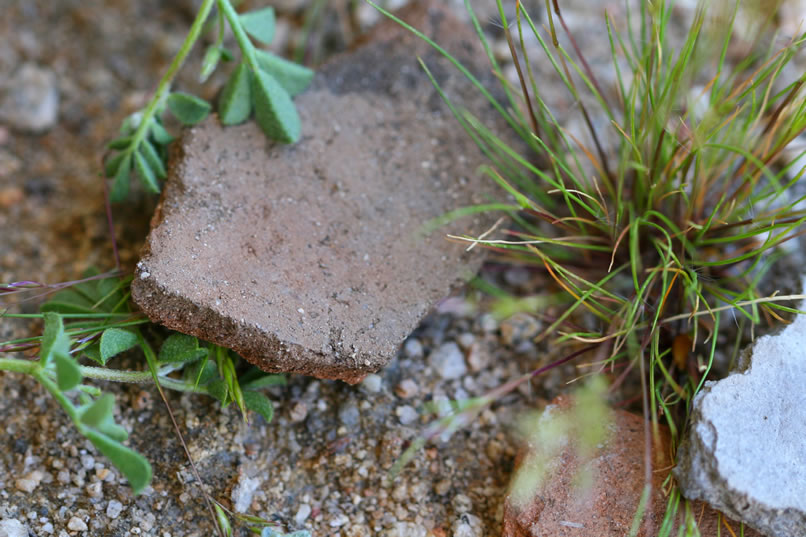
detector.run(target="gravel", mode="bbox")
[429,342,468,380]
[0,519,27,537]
[0,63,59,133]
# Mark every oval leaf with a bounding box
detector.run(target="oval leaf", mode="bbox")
[166,92,211,125]
[149,120,174,145]
[82,429,152,495]
[100,328,138,363]
[40,312,69,366]
[219,62,253,125]
[139,139,166,179]
[238,7,276,45]
[107,136,133,150]
[133,149,160,193]
[80,393,115,428]
[200,45,222,83]
[251,70,300,143]
[255,50,314,97]
[54,352,82,391]
[110,153,132,202]
[242,390,274,423]
[159,333,207,363]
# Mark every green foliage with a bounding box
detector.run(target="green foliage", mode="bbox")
[1,272,284,498]
[103,0,313,202]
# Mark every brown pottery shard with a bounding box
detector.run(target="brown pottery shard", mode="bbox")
[131,3,513,383]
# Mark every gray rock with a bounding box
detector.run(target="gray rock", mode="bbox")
[338,403,360,427]
[0,63,59,133]
[429,342,467,380]
[675,285,806,537]
[131,4,512,384]
[106,499,124,519]
[0,519,27,537]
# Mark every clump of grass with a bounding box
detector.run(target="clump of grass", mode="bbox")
[373,0,806,532]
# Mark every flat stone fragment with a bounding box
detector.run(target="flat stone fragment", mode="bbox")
[502,396,765,537]
[675,281,806,537]
[132,4,510,383]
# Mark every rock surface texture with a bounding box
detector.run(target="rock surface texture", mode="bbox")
[502,396,764,537]
[131,5,509,383]
[675,290,806,537]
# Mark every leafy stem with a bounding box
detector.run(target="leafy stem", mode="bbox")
[127,0,217,153]
[217,0,259,71]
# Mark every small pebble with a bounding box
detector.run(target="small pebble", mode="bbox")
[396,405,419,425]
[478,314,498,333]
[434,479,451,495]
[456,332,475,350]
[294,503,311,525]
[106,500,124,519]
[328,513,349,527]
[66,517,88,532]
[429,342,468,380]
[0,519,27,537]
[466,343,491,372]
[360,373,383,393]
[0,63,59,133]
[85,481,102,499]
[499,313,541,347]
[452,493,473,513]
[338,403,360,427]
[289,402,308,423]
[15,470,44,493]
[451,513,483,537]
[403,338,424,359]
[394,379,419,399]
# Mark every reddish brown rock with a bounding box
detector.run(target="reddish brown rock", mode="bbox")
[502,395,767,537]
[131,4,511,383]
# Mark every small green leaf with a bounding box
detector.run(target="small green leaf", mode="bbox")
[166,92,211,126]
[185,358,217,386]
[200,45,223,82]
[140,139,166,179]
[220,47,234,61]
[242,374,286,390]
[238,7,276,45]
[104,152,127,178]
[150,120,174,145]
[40,312,70,366]
[255,50,314,97]
[242,390,274,422]
[214,504,233,537]
[110,152,132,202]
[82,429,152,495]
[81,341,103,365]
[107,136,133,150]
[219,62,252,125]
[133,149,160,193]
[80,393,115,428]
[208,379,229,404]
[54,352,82,391]
[100,328,138,363]
[159,333,207,363]
[251,70,300,143]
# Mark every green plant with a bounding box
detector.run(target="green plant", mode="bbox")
[372,0,806,533]
[103,0,314,201]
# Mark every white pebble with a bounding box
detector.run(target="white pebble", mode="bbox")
[361,373,382,393]
[403,338,424,358]
[396,405,419,425]
[294,503,311,525]
[0,519,27,537]
[451,513,483,537]
[429,342,467,380]
[67,517,88,532]
[106,500,124,519]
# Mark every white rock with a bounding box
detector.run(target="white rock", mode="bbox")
[361,373,383,393]
[451,513,483,537]
[15,470,44,493]
[231,475,261,513]
[395,405,419,425]
[294,503,311,525]
[0,63,59,133]
[0,519,27,537]
[675,279,806,537]
[66,517,87,532]
[429,342,467,379]
[106,500,124,519]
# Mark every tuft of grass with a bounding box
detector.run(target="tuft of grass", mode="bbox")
[373,0,806,532]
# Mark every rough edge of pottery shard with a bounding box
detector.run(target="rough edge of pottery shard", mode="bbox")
[131,3,517,384]
[674,277,806,537]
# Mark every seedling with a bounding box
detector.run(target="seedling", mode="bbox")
[103,0,314,201]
